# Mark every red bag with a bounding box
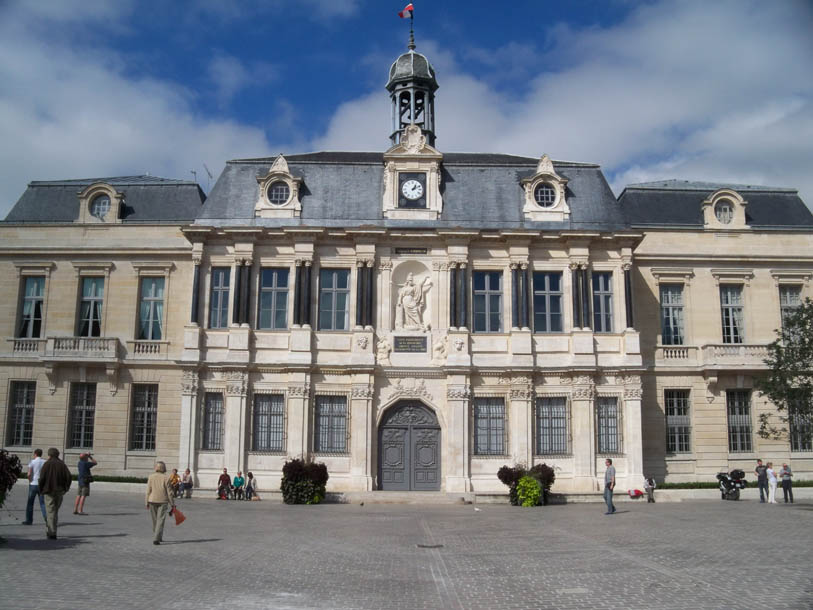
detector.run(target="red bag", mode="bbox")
[628,489,644,498]
[170,506,186,525]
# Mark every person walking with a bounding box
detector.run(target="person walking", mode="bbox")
[766,462,778,504]
[145,461,175,545]
[604,458,616,514]
[22,448,47,525]
[38,447,72,540]
[73,453,97,515]
[754,459,768,503]
[778,463,793,503]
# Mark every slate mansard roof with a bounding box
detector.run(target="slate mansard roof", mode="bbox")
[619,180,813,229]
[196,151,628,231]
[4,176,206,223]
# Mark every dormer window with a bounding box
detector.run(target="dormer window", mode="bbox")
[703,189,749,230]
[90,195,111,219]
[534,183,556,208]
[521,154,570,221]
[267,181,290,206]
[714,199,733,224]
[255,155,303,218]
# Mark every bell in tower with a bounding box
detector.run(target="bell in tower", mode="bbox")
[386,38,439,147]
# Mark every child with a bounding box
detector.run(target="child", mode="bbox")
[644,476,656,503]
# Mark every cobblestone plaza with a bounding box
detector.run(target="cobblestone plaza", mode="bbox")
[2,490,811,609]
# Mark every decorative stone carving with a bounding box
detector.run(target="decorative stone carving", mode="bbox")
[376,337,392,366]
[287,384,310,398]
[356,336,369,350]
[379,258,393,270]
[431,335,447,364]
[395,272,432,331]
[572,386,596,400]
[385,378,432,402]
[225,370,247,396]
[453,338,465,352]
[255,155,304,218]
[510,387,534,400]
[182,369,199,396]
[520,154,570,221]
[447,385,471,399]
[351,385,374,399]
[624,387,643,399]
[383,404,437,426]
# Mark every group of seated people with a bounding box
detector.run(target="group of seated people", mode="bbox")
[216,468,258,500]
[168,468,195,498]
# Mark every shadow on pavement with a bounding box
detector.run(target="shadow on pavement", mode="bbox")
[63,533,129,539]
[92,512,140,516]
[1,536,87,550]
[161,538,222,545]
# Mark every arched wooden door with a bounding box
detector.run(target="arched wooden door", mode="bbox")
[378,401,441,491]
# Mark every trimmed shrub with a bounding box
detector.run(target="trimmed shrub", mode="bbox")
[280,458,329,504]
[498,463,555,506]
[0,450,23,509]
[516,475,542,507]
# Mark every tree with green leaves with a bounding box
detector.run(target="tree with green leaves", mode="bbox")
[757,297,813,446]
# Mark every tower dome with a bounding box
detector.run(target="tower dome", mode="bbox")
[386,50,438,91]
[386,48,439,147]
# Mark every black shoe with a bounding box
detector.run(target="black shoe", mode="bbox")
[612,507,616,513]
[47,534,57,540]
[21,521,33,525]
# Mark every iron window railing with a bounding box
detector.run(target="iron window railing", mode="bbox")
[660,285,685,345]
[18,276,45,338]
[665,389,691,453]
[68,383,96,449]
[596,397,620,454]
[253,393,285,452]
[726,390,752,452]
[7,381,36,446]
[209,267,230,329]
[790,411,813,452]
[473,397,506,455]
[318,269,350,331]
[473,271,503,333]
[720,285,744,344]
[130,384,158,451]
[592,272,613,333]
[258,268,289,330]
[202,392,224,450]
[535,397,568,455]
[314,395,348,453]
[533,272,563,333]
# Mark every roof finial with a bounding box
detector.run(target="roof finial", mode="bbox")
[398,4,416,50]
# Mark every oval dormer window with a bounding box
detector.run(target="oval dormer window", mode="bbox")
[90,194,111,219]
[267,181,290,206]
[534,183,556,208]
[715,199,733,224]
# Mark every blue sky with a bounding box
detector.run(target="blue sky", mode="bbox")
[1,0,812,216]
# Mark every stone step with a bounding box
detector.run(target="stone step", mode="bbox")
[327,491,476,505]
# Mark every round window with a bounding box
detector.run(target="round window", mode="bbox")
[267,181,290,206]
[534,183,556,208]
[90,194,111,219]
[715,200,733,224]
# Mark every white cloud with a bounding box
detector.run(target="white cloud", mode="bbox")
[208,53,277,108]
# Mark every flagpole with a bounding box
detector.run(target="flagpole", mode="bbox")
[409,11,415,50]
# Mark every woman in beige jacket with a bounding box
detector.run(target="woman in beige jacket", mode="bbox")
[145,461,175,545]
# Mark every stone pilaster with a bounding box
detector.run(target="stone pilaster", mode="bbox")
[570,374,597,491]
[179,368,199,476]
[350,377,374,490]
[623,374,644,486]
[286,374,311,458]
[445,377,471,492]
[223,369,248,473]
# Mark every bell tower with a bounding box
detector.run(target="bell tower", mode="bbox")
[386,38,439,147]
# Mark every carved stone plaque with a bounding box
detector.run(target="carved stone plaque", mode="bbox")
[393,336,427,353]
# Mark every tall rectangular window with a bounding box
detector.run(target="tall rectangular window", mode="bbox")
[473,397,505,455]
[130,384,158,451]
[202,392,224,450]
[209,267,230,329]
[535,397,568,455]
[318,269,350,331]
[473,271,503,333]
[779,285,802,329]
[258,268,289,330]
[138,277,165,340]
[68,383,96,449]
[78,277,104,337]
[7,381,36,446]
[726,390,752,452]
[660,285,685,345]
[314,395,347,453]
[533,272,563,333]
[665,390,691,453]
[790,411,813,452]
[18,277,45,338]
[592,272,613,333]
[720,285,744,344]
[252,394,285,452]
[596,397,620,454]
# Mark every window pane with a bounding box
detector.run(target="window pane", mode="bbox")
[726,390,752,452]
[536,397,567,455]
[202,393,224,450]
[314,396,347,453]
[253,394,285,452]
[130,384,158,451]
[473,398,505,455]
[7,381,36,446]
[597,397,619,454]
[69,383,96,449]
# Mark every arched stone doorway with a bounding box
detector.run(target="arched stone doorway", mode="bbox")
[378,401,441,491]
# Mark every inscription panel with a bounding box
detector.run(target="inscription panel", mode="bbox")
[393,336,428,353]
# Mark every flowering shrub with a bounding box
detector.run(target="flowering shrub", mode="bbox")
[0,450,23,509]
[497,463,555,506]
[516,475,542,507]
[280,458,329,504]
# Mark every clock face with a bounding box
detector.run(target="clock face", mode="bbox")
[401,179,424,200]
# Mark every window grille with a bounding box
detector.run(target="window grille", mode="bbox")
[790,410,813,452]
[665,389,691,453]
[473,397,506,455]
[318,269,350,331]
[130,384,158,451]
[535,397,568,455]
[715,200,733,224]
[209,267,230,329]
[7,381,36,446]
[78,277,104,337]
[18,277,45,338]
[253,394,285,452]
[592,272,613,333]
[660,285,685,345]
[597,397,620,454]
[726,390,752,452]
[138,277,165,340]
[314,395,347,453]
[267,181,290,205]
[533,272,563,333]
[720,285,744,344]
[473,271,503,333]
[202,393,224,450]
[258,268,289,330]
[69,383,96,449]
[779,285,802,329]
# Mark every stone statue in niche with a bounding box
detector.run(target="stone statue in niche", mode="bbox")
[376,337,392,366]
[432,335,447,364]
[395,272,432,331]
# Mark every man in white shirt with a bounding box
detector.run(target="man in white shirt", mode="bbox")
[22,448,47,525]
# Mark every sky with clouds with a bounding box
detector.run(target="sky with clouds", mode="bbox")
[1,0,812,218]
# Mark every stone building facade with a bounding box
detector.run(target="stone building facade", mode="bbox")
[1,47,811,492]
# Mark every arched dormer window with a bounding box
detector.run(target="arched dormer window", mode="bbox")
[703,189,749,230]
[76,183,123,224]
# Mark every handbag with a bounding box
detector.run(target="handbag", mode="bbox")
[170,506,186,526]
[85,474,94,484]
